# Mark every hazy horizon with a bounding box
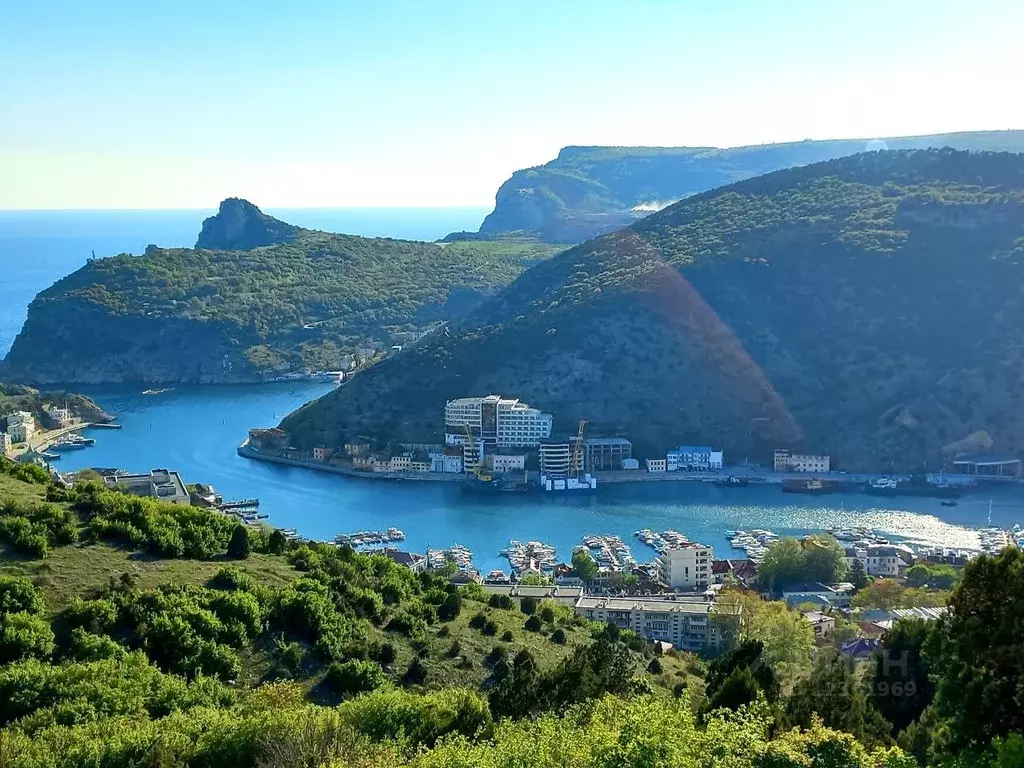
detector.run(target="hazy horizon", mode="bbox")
[3,0,1022,209]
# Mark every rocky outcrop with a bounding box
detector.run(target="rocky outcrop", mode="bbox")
[468,131,1024,243]
[196,198,301,250]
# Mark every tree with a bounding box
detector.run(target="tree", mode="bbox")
[267,528,287,554]
[0,612,55,664]
[519,596,538,616]
[853,579,906,610]
[524,615,542,632]
[539,605,555,624]
[926,547,1024,750]
[850,557,869,590]
[227,525,250,560]
[742,600,815,681]
[326,659,387,698]
[571,550,599,582]
[905,564,958,590]
[488,648,540,720]
[756,538,806,592]
[873,619,934,734]
[802,535,847,583]
[785,648,890,748]
[705,639,780,710]
[437,592,462,622]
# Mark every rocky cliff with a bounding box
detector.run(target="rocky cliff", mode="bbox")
[283,149,1024,471]
[195,198,301,250]
[463,131,1024,242]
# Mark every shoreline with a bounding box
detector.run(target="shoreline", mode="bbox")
[237,441,1014,493]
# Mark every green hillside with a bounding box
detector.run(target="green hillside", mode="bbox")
[283,149,1024,470]
[469,130,1024,242]
[2,459,1022,767]
[0,202,562,385]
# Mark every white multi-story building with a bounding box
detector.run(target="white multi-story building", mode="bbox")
[486,454,526,473]
[658,542,713,590]
[646,458,666,473]
[865,545,907,577]
[4,412,34,445]
[44,405,72,426]
[0,432,11,456]
[574,595,734,651]
[774,449,830,473]
[539,442,572,475]
[444,395,553,449]
[666,446,724,471]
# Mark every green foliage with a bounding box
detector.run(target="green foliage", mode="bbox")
[705,640,780,712]
[571,549,599,582]
[0,612,54,665]
[227,525,251,560]
[524,615,542,633]
[905,563,959,590]
[0,500,77,558]
[926,547,1024,751]
[757,536,846,592]
[0,577,45,617]
[873,619,934,734]
[0,457,50,486]
[852,579,949,610]
[550,627,566,645]
[325,659,388,699]
[519,596,538,615]
[436,592,461,622]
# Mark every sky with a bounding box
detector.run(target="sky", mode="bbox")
[2,0,1022,209]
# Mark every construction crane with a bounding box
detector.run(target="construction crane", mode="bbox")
[463,423,492,482]
[569,419,587,477]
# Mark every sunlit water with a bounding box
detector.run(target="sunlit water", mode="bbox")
[4,209,1023,571]
[51,384,1024,572]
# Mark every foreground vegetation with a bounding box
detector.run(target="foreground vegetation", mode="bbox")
[1,457,1021,767]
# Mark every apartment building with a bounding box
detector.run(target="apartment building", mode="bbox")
[539,441,572,475]
[774,449,830,473]
[583,437,632,471]
[646,458,666,472]
[574,595,734,651]
[666,445,724,471]
[44,405,72,426]
[865,545,909,577]
[444,395,553,449]
[485,454,526,473]
[4,412,35,444]
[0,432,11,456]
[658,542,713,590]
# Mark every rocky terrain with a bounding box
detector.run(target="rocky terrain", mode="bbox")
[283,149,1024,470]
[461,131,1024,242]
[0,382,113,426]
[0,202,561,385]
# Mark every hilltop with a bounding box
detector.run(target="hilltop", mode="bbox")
[282,149,1024,470]
[0,382,112,426]
[0,204,562,384]
[460,130,1024,242]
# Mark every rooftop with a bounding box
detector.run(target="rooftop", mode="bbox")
[575,596,714,614]
[584,437,632,446]
[951,452,1021,465]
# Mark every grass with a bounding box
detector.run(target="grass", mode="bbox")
[0,542,300,612]
[0,474,48,506]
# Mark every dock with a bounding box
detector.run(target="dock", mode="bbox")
[218,498,260,510]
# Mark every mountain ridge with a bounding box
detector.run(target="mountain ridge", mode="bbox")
[461,130,1024,242]
[282,148,1024,470]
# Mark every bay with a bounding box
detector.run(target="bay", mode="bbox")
[52,384,1024,573]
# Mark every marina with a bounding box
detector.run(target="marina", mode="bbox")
[427,544,474,571]
[576,534,636,572]
[336,528,406,547]
[501,539,557,574]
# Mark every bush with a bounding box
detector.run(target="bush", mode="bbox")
[501,630,514,642]
[488,594,513,609]
[437,592,462,622]
[447,640,462,658]
[468,612,487,630]
[403,656,427,686]
[539,605,555,623]
[227,525,250,559]
[0,576,45,617]
[524,615,542,633]
[520,597,538,616]
[648,658,663,674]
[0,612,55,664]
[326,659,387,698]
[483,619,499,636]
[551,628,566,644]
[375,642,396,667]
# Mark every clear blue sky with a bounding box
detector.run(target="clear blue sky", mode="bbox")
[2,0,1021,209]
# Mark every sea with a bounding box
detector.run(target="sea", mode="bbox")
[2,208,1023,572]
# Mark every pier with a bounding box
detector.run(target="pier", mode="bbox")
[218,498,260,510]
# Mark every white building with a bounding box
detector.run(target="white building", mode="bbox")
[0,432,11,456]
[444,395,553,449]
[658,542,713,590]
[3,412,34,445]
[666,446,724,471]
[646,458,666,473]
[44,405,72,426]
[486,454,526,473]
[865,545,907,577]
[430,449,463,474]
[574,595,734,651]
[389,454,412,471]
[804,611,836,639]
[774,449,830,473]
[539,442,572,475]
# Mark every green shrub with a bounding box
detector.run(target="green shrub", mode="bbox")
[551,628,566,645]
[520,596,538,615]
[524,615,542,632]
[326,659,387,698]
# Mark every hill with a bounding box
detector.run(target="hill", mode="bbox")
[0,382,112,427]
[0,203,562,385]
[460,130,1024,242]
[282,149,1024,470]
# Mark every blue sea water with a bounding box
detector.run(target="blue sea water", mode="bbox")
[2,209,1023,572]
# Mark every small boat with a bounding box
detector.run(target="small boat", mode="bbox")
[940,500,958,507]
[50,433,95,451]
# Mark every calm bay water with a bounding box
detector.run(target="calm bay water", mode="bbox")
[3,209,1024,571]
[45,384,1022,572]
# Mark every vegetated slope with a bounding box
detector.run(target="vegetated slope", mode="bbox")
[283,149,1024,470]
[0,382,112,425]
[467,130,1024,242]
[0,202,562,385]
